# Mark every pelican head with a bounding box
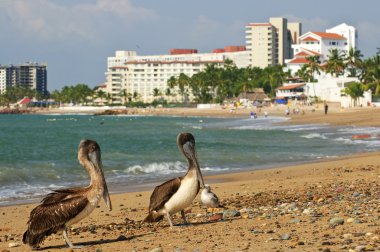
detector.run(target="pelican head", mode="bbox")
[177,133,205,188]
[204,184,211,192]
[78,139,112,211]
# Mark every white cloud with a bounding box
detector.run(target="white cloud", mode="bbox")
[0,0,157,41]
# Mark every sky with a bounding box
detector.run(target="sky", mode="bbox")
[1,0,379,92]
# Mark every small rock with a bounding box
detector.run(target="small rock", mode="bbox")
[222,210,241,218]
[343,233,352,239]
[8,242,20,248]
[251,229,263,234]
[352,192,360,197]
[116,235,128,241]
[149,247,164,252]
[329,217,344,226]
[346,218,355,223]
[355,245,366,251]
[281,233,290,240]
[302,208,312,215]
[290,219,300,224]
[209,213,223,222]
[149,248,163,252]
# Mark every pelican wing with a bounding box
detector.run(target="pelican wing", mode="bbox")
[23,195,89,247]
[148,177,181,212]
[41,187,88,204]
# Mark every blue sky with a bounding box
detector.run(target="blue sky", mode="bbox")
[1,0,379,92]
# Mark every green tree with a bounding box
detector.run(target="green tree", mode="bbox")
[263,65,285,97]
[119,89,128,105]
[296,64,312,82]
[344,47,363,77]
[177,73,191,103]
[305,55,321,82]
[326,48,345,77]
[363,54,380,95]
[344,82,364,106]
[152,88,162,97]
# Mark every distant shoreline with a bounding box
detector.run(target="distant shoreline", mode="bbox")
[2,104,380,127]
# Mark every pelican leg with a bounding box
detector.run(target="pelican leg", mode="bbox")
[181,210,188,225]
[63,228,84,249]
[166,212,174,227]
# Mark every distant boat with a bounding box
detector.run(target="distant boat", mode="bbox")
[351,134,371,140]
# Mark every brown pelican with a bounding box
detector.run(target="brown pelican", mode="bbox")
[201,184,223,216]
[144,132,205,227]
[23,139,112,249]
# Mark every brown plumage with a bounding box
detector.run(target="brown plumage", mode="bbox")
[144,133,204,227]
[23,140,112,249]
[144,178,181,222]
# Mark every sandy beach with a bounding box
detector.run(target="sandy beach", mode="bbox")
[1,105,380,252]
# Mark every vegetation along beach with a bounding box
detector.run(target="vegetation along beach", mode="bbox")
[0,106,379,252]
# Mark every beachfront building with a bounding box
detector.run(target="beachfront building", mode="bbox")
[105,48,249,104]
[281,23,367,107]
[0,62,48,95]
[245,17,302,68]
[286,23,357,74]
[305,76,371,108]
[276,83,306,100]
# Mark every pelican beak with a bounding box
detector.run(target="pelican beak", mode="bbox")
[103,183,112,211]
[183,139,205,189]
[88,150,112,211]
[190,149,205,189]
[195,158,205,188]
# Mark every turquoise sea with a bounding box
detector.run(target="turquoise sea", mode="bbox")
[1,114,380,205]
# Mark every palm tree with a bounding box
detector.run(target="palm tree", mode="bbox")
[344,47,363,77]
[132,91,140,101]
[264,65,285,97]
[344,82,364,106]
[95,89,107,105]
[296,64,312,82]
[177,73,191,103]
[305,55,321,82]
[119,89,129,105]
[326,48,345,77]
[365,54,380,95]
[152,88,162,98]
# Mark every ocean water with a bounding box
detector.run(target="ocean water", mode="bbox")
[1,114,380,205]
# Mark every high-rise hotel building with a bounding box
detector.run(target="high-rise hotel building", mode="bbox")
[0,62,48,95]
[105,17,301,103]
[245,17,301,68]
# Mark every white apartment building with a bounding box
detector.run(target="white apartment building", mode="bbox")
[105,48,249,103]
[327,23,356,50]
[286,23,356,74]
[245,17,301,68]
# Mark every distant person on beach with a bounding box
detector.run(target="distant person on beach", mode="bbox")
[324,103,328,115]
[264,111,268,117]
[285,107,290,116]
